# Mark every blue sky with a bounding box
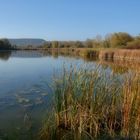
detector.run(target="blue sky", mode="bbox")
[0,0,140,40]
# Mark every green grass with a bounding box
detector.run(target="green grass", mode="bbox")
[40,65,140,140]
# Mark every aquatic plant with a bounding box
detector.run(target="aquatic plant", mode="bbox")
[40,66,140,140]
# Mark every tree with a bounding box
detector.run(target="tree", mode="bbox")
[0,39,12,50]
[102,40,110,48]
[74,41,84,48]
[126,39,140,49]
[51,41,59,48]
[85,39,93,48]
[109,32,133,48]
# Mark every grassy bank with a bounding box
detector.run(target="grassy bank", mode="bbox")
[40,66,140,140]
[46,48,140,62]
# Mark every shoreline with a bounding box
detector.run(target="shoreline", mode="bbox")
[0,48,140,62]
[46,48,140,62]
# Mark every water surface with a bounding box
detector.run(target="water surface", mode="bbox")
[0,50,138,139]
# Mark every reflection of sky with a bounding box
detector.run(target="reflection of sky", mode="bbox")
[0,57,52,94]
[0,53,86,132]
[0,51,132,136]
[0,55,84,95]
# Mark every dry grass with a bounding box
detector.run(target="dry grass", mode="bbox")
[99,49,140,62]
[99,59,140,74]
[113,49,140,61]
[40,65,140,140]
[47,48,140,63]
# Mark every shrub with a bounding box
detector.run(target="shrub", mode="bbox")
[126,39,140,49]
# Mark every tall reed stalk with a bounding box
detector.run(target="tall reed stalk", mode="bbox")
[40,65,140,140]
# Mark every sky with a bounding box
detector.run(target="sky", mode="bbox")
[0,0,140,41]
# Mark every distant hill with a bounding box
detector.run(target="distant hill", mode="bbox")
[8,39,46,47]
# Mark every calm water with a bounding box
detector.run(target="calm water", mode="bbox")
[0,51,138,139]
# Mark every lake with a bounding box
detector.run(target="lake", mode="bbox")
[0,51,139,139]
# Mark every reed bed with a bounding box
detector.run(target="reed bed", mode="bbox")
[48,48,140,62]
[113,49,140,62]
[40,65,140,140]
[99,49,140,62]
[99,60,140,74]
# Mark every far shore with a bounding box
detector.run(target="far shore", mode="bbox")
[1,48,140,63]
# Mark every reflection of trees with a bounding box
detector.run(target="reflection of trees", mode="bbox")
[11,50,50,58]
[51,51,59,58]
[83,57,98,62]
[41,51,51,56]
[0,51,11,61]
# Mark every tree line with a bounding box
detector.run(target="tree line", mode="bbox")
[0,39,13,50]
[44,32,140,49]
[0,32,140,50]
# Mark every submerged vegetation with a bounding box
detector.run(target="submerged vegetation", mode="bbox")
[40,66,140,140]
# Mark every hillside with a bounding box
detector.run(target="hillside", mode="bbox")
[8,38,46,47]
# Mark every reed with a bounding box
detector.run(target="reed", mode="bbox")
[47,48,140,62]
[40,65,140,140]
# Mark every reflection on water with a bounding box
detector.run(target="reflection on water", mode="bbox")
[0,51,11,61]
[0,50,139,139]
[0,50,139,73]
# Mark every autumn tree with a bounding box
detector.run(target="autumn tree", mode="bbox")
[51,41,59,48]
[109,32,133,48]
